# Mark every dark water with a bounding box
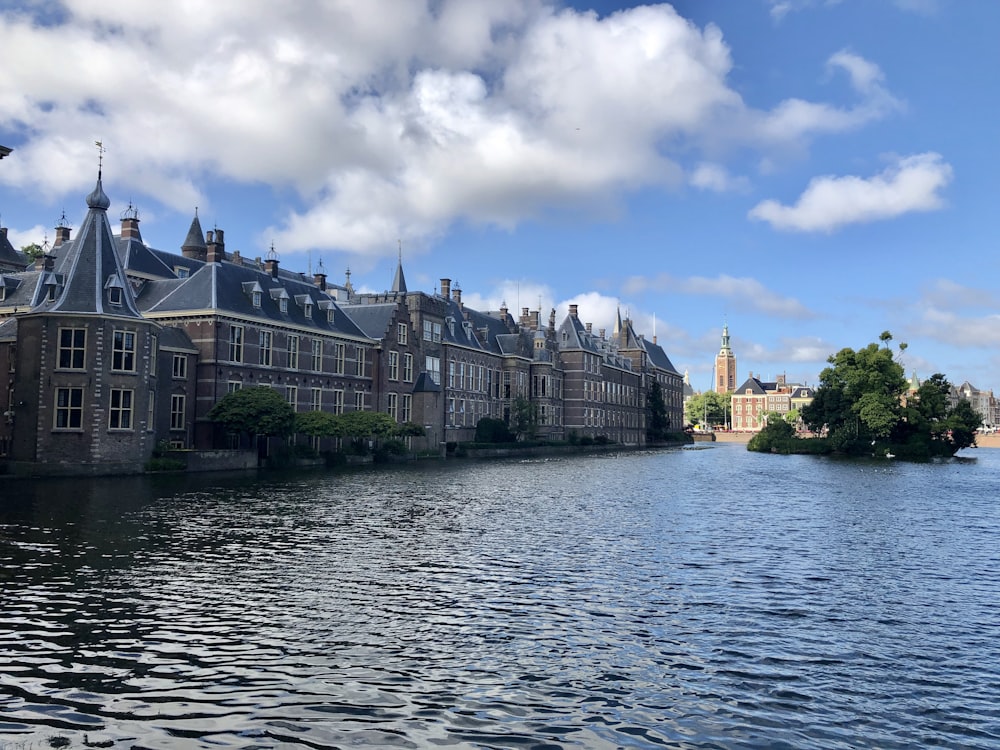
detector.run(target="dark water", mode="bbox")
[1,445,999,749]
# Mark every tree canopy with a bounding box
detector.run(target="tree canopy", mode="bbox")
[646,380,671,441]
[208,386,296,437]
[685,390,731,428]
[293,410,424,439]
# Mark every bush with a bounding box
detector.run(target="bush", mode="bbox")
[475,418,515,443]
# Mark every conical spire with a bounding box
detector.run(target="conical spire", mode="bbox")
[182,208,207,253]
[391,240,407,294]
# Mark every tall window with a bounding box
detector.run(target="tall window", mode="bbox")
[448,361,455,388]
[260,330,273,366]
[402,394,412,423]
[388,351,399,381]
[150,334,158,376]
[147,390,155,432]
[58,328,86,369]
[228,381,242,393]
[55,387,83,429]
[170,394,186,430]
[112,330,136,372]
[109,388,133,429]
[287,335,299,369]
[423,320,433,341]
[355,346,366,376]
[172,354,187,379]
[333,389,345,415]
[286,385,298,410]
[354,391,365,411]
[387,392,398,420]
[398,322,407,344]
[229,325,244,363]
[333,343,345,374]
[426,356,440,385]
[311,340,323,371]
[403,353,413,382]
[311,387,322,411]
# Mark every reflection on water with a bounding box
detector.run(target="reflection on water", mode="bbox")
[2,447,999,748]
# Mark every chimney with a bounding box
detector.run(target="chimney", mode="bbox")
[232,249,242,265]
[569,304,579,318]
[264,258,280,277]
[453,286,462,306]
[440,278,451,299]
[314,271,327,291]
[35,254,55,271]
[121,216,141,240]
[599,328,606,339]
[586,322,593,334]
[531,310,540,330]
[206,228,225,263]
[54,225,71,247]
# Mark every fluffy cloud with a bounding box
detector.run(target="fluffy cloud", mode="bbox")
[748,152,952,232]
[690,163,749,192]
[0,2,902,260]
[622,273,814,319]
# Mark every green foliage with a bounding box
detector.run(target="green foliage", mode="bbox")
[207,386,295,437]
[685,390,731,428]
[21,242,44,261]
[646,380,671,441]
[475,417,515,443]
[748,418,797,453]
[509,396,538,440]
[145,456,186,472]
[801,339,908,449]
[945,399,981,451]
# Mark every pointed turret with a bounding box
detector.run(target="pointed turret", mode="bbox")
[181,209,207,260]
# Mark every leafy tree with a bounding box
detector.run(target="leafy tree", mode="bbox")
[208,386,295,438]
[784,408,801,426]
[646,380,671,441]
[294,410,340,437]
[509,396,538,440]
[685,390,730,428]
[475,417,515,443]
[337,410,399,438]
[748,417,796,453]
[801,339,908,450]
[944,399,981,451]
[21,243,44,261]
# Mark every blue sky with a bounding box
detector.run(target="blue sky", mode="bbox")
[1,0,997,391]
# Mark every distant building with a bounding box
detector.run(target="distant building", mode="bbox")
[714,324,737,394]
[950,381,996,431]
[730,373,813,432]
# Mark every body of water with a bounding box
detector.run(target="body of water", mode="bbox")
[1,444,999,748]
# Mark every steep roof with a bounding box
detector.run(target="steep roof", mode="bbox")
[0,228,27,272]
[29,176,144,319]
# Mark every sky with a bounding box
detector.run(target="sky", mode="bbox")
[1,0,998,391]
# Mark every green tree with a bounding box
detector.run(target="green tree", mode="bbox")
[944,399,982,451]
[509,396,538,440]
[21,243,44,261]
[475,417,514,443]
[748,417,796,453]
[685,390,730,428]
[646,380,671,441]
[294,410,340,437]
[208,386,295,439]
[801,338,908,450]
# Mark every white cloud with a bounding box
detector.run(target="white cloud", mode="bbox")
[623,272,814,319]
[690,163,750,192]
[0,2,904,261]
[3,224,50,250]
[748,152,952,232]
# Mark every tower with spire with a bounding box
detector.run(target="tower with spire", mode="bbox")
[714,323,737,394]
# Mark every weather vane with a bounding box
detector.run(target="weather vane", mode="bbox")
[95,140,105,178]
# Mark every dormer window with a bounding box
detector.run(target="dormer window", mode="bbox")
[280,297,288,313]
[109,286,123,306]
[252,290,262,308]
[304,301,313,319]
[47,285,57,302]
[327,308,335,323]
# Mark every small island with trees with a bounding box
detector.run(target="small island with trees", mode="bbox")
[748,332,982,460]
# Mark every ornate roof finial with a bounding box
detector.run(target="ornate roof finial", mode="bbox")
[56,209,70,229]
[267,241,278,261]
[398,238,402,263]
[95,140,105,180]
[120,200,139,221]
[315,257,326,275]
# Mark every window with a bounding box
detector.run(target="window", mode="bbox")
[229,325,244,363]
[388,351,399,381]
[311,340,323,371]
[172,354,187,379]
[397,322,407,344]
[403,353,413,382]
[355,346,366,376]
[387,392,398,420]
[286,385,298,410]
[108,286,123,306]
[423,320,433,341]
[150,334,158,376]
[333,343,345,374]
[422,320,441,342]
[279,297,288,314]
[354,391,365,411]
[175,267,190,279]
[55,387,84,429]
[170,394,186,430]
[332,389,344,415]
[426,356,440,385]
[147,390,155,432]
[112,330,136,371]
[109,388,133,429]
[304,301,313,319]
[433,322,442,342]
[402,394,412,423]
[58,328,86,369]
[287,335,299,369]
[448,361,455,388]
[252,290,262,308]
[311,387,322,411]
[260,330,273,366]
[227,381,242,393]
